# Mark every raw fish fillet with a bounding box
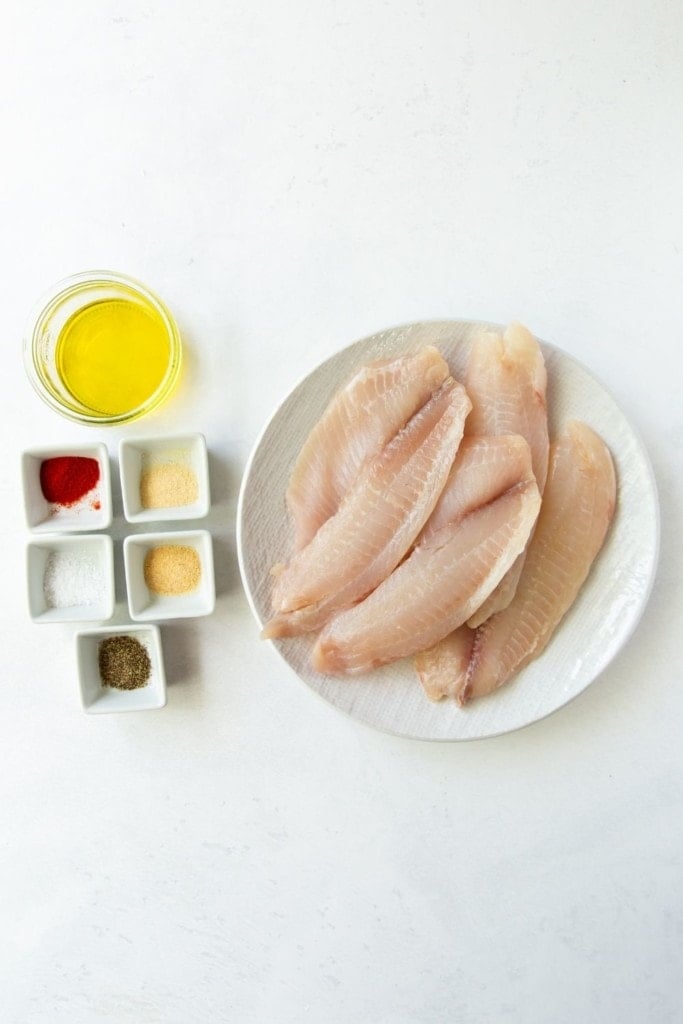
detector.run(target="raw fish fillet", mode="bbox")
[419,435,534,543]
[465,322,548,487]
[312,477,541,675]
[415,628,473,702]
[286,347,449,550]
[468,556,525,628]
[465,322,549,626]
[413,433,533,701]
[462,420,616,704]
[262,378,471,639]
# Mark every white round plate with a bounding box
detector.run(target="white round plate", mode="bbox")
[237,320,659,741]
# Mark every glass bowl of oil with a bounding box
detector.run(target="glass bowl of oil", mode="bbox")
[24,271,182,425]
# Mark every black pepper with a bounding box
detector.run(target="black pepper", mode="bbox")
[98,635,151,690]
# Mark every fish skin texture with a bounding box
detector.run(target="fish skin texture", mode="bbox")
[461,420,617,704]
[415,627,473,702]
[465,322,549,627]
[286,347,449,550]
[312,477,541,675]
[412,434,533,701]
[262,377,472,639]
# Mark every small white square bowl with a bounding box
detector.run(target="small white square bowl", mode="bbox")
[76,624,166,713]
[119,433,210,523]
[27,534,115,623]
[22,442,112,533]
[123,529,215,621]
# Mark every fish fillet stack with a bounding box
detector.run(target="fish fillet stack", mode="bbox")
[262,327,617,705]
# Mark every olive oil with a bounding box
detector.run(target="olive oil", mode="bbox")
[55,298,172,416]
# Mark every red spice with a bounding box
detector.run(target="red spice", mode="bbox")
[40,456,100,506]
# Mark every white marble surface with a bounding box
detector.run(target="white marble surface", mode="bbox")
[1,2,681,1021]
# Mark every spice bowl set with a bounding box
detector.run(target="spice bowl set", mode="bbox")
[24,444,116,625]
[22,433,214,713]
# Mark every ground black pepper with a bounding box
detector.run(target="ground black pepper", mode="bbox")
[98,635,151,690]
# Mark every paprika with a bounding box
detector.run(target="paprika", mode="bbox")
[40,456,100,506]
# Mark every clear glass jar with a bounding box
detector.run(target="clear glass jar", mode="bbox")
[23,270,183,425]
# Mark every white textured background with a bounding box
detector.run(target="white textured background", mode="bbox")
[1,2,682,1022]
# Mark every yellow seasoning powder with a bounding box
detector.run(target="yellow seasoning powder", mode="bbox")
[140,460,198,509]
[144,545,201,596]
[55,298,171,416]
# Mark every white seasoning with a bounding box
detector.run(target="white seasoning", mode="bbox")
[43,549,104,608]
[140,452,198,509]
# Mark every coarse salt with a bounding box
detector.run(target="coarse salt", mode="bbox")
[43,549,104,608]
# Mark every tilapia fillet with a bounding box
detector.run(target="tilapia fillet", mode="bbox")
[461,420,617,704]
[465,322,549,488]
[312,477,541,675]
[468,558,525,628]
[419,434,535,543]
[262,378,471,639]
[415,628,473,702]
[465,322,549,627]
[413,432,535,701]
[286,347,449,550]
